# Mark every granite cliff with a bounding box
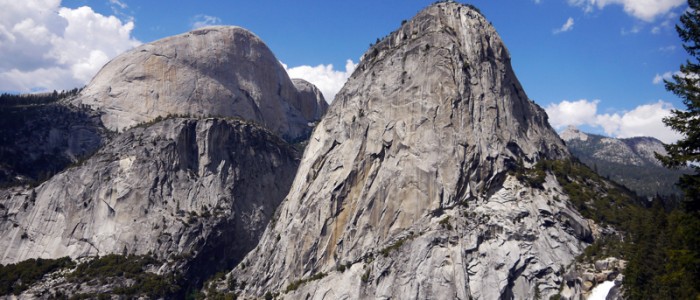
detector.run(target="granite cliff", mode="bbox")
[223,3,598,299]
[72,26,327,141]
[0,25,327,297]
[0,118,300,286]
[0,5,645,300]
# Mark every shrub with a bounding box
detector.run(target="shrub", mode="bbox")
[0,257,74,295]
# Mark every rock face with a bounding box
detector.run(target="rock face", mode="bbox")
[561,126,688,197]
[73,26,327,141]
[0,118,299,285]
[291,78,329,122]
[227,3,589,299]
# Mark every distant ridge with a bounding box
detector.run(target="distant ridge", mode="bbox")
[560,125,689,197]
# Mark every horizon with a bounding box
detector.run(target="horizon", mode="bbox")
[0,0,689,143]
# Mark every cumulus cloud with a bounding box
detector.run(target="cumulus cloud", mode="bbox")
[0,0,140,92]
[545,99,599,127]
[545,99,683,143]
[283,59,357,103]
[191,14,221,29]
[553,17,575,34]
[568,0,685,22]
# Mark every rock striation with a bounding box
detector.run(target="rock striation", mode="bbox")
[0,118,299,285]
[225,3,590,299]
[73,26,327,141]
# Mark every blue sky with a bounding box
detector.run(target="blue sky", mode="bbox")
[0,0,690,142]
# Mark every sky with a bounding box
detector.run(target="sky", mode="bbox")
[0,0,691,143]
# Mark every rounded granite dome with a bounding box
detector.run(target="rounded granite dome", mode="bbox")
[75,26,326,141]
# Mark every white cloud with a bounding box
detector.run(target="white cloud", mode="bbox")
[554,17,575,34]
[621,24,642,35]
[283,59,357,103]
[109,0,127,10]
[659,45,677,52]
[0,0,140,92]
[653,71,677,84]
[651,19,673,34]
[546,99,683,143]
[545,99,600,128]
[568,0,685,22]
[191,14,221,29]
[597,101,682,142]
[107,0,132,22]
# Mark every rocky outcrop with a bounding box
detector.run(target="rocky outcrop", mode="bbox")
[72,26,327,141]
[560,125,589,142]
[0,118,299,286]
[291,78,329,122]
[561,257,626,300]
[223,3,588,299]
[561,126,688,197]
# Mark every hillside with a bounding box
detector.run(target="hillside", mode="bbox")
[561,126,689,198]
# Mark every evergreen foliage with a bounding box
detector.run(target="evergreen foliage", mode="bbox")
[658,0,700,213]
[0,254,180,298]
[518,159,699,298]
[0,257,74,295]
[0,88,98,187]
[635,2,700,298]
[67,254,180,298]
[566,134,689,198]
[0,88,81,107]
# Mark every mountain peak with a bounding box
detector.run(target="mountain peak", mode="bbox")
[560,125,589,141]
[359,1,493,69]
[73,25,326,141]
[229,3,579,299]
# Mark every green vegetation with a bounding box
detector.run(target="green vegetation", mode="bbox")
[537,159,637,227]
[284,272,327,293]
[620,201,700,299]
[523,158,699,298]
[0,89,100,187]
[0,257,74,295]
[438,216,453,230]
[657,0,700,213]
[336,263,347,272]
[379,234,416,257]
[200,272,238,300]
[68,254,180,298]
[360,267,371,283]
[566,134,689,198]
[632,1,700,298]
[0,254,181,298]
[510,159,546,189]
[0,88,81,107]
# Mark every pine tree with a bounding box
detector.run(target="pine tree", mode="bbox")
[658,0,700,213]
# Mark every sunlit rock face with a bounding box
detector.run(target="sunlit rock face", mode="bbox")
[73,26,327,141]
[227,3,593,300]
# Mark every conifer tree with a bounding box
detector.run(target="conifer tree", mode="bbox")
[658,0,700,213]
